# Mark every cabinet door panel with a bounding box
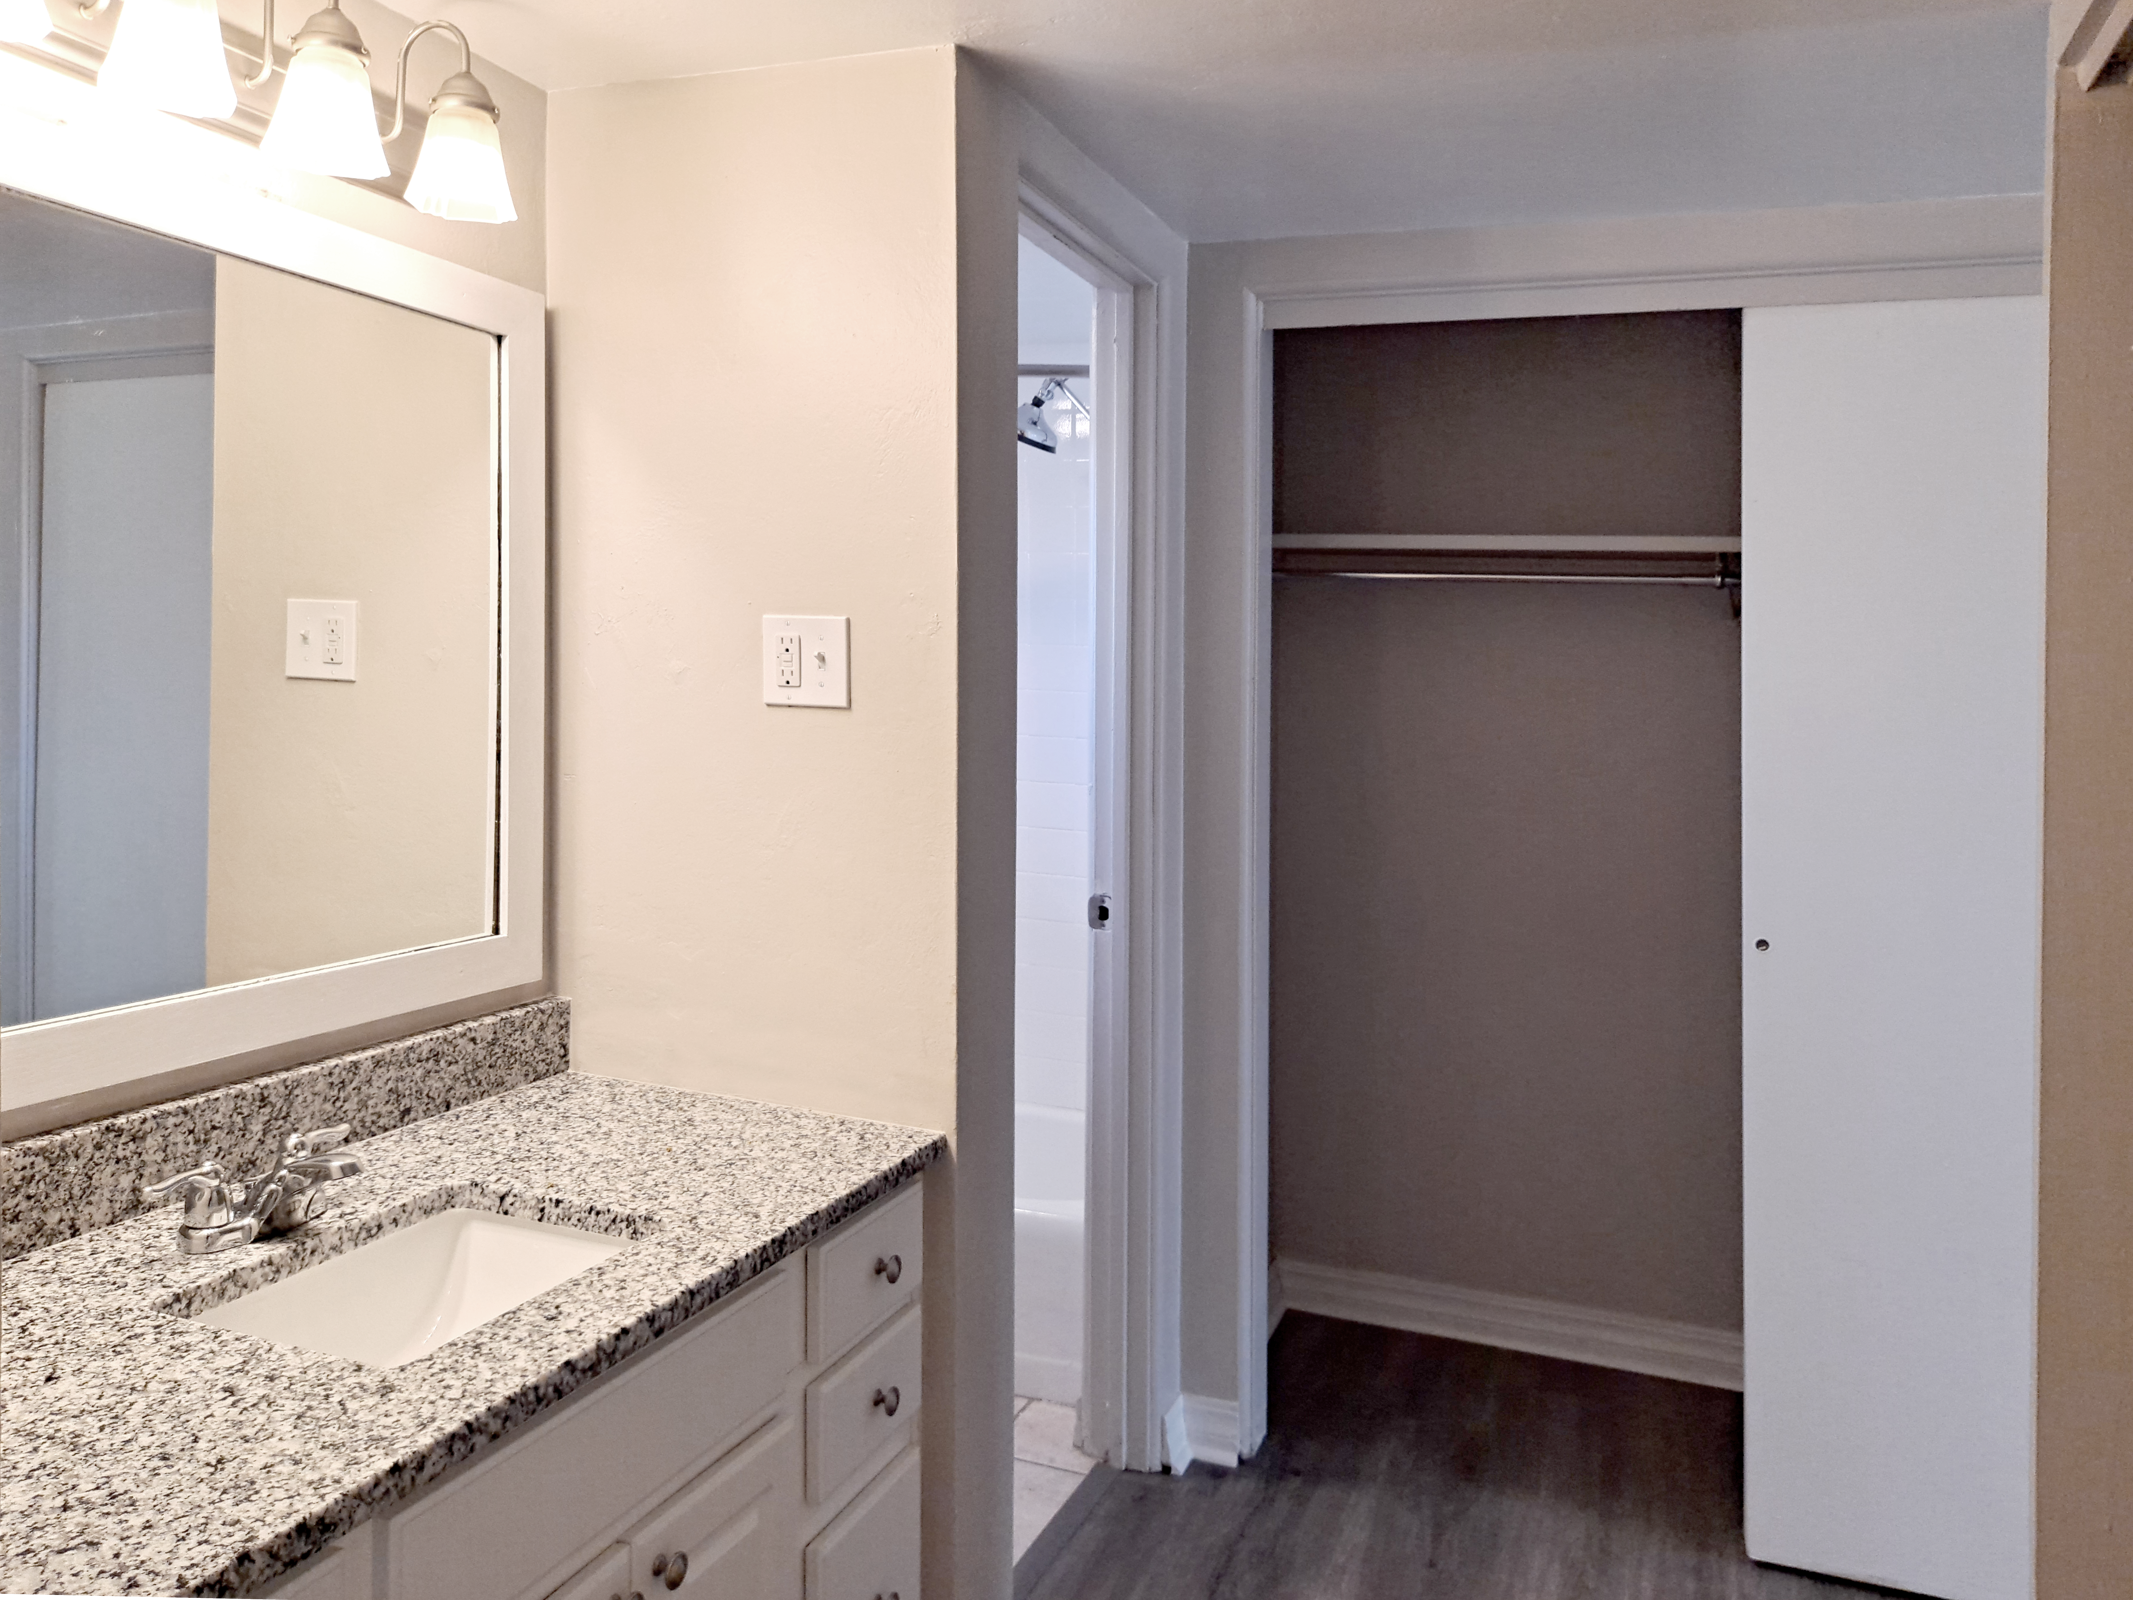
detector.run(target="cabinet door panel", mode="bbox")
[1741,296,2042,1600]
[804,1448,919,1600]
[543,1544,630,1600]
[628,1418,799,1600]
[386,1264,802,1600]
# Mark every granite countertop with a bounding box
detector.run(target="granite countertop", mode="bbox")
[0,1073,945,1598]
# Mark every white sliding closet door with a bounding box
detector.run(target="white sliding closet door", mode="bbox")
[1741,297,2043,1600]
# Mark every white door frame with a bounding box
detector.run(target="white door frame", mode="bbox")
[1187,194,2045,1462]
[1017,175,1188,1475]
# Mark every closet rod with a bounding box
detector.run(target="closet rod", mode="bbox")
[1285,571,1739,588]
[1019,363,1090,377]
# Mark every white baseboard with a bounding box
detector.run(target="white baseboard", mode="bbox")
[1160,1394,1191,1473]
[1160,1392,1241,1472]
[1275,1258,1744,1392]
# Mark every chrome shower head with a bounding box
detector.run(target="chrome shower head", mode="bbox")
[1017,397,1060,453]
[1017,375,1091,453]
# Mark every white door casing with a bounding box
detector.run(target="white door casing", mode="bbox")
[1017,155,1190,1477]
[1741,296,2043,1600]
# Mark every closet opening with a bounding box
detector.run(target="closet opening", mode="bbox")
[1267,310,1755,1569]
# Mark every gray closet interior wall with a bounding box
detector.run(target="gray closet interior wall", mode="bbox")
[1269,312,1745,1333]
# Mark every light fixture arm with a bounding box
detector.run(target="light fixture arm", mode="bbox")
[238,0,273,88]
[385,18,486,143]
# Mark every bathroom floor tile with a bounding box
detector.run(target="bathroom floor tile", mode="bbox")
[1013,1460,1091,1563]
[1013,1398,1101,1474]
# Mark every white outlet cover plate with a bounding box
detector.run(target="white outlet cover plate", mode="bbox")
[763,615,850,708]
[286,599,359,681]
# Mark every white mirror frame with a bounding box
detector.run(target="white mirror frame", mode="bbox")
[0,55,545,1120]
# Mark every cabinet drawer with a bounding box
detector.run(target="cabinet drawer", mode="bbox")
[627,1418,799,1600]
[804,1448,919,1600]
[543,1544,629,1600]
[805,1302,921,1504]
[808,1185,922,1365]
[387,1264,803,1600]
[267,1525,373,1600]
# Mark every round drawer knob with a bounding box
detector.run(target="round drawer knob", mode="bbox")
[873,1384,902,1417]
[874,1254,902,1284]
[651,1552,687,1590]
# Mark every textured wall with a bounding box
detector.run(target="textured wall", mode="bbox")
[2038,56,2133,1600]
[546,48,1017,1599]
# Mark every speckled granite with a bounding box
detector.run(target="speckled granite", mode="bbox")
[1,1072,945,1598]
[2,1000,569,1261]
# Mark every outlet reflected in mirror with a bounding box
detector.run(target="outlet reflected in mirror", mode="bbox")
[0,186,499,1027]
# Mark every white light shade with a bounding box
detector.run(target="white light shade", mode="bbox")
[403,101,514,223]
[97,0,236,120]
[0,0,53,45]
[260,40,386,178]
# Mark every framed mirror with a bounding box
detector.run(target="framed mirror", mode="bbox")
[0,65,543,1127]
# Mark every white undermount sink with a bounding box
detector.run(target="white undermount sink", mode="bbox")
[192,1209,629,1368]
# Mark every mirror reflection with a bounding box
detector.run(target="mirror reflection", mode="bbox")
[0,188,500,1027]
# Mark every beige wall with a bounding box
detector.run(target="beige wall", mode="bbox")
[2038,56,2133,1600]
[206,255,495,984]
[546,47,1017,1599]
[1271,579,1743,1329]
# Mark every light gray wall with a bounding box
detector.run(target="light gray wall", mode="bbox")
[1273,312,1740,542]
[1269,576,1743,1331]
[32,373,215,1021]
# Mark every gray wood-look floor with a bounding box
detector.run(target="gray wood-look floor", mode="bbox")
[1017,1312,1908,1600]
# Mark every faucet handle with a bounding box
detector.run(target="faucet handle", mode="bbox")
[142,1162,234,1228]
[283,1124,352,1160]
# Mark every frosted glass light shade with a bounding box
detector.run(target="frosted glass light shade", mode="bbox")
[403,102,514,223]
[261,41,386,178]
[0,0,53,45]
[98,0,236,120]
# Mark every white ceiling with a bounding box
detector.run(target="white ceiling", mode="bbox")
[440,0,2049,243]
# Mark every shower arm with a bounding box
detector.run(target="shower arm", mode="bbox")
[1026,375,1092,420]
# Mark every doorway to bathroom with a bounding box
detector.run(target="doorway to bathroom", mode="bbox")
[1011,219,1126,1561]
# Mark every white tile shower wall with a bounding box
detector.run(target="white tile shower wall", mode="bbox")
[1013,380,1094,1121]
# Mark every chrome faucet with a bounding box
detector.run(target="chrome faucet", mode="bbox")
[142,1125,365,1255]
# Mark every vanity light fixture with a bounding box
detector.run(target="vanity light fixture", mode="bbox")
[66,0,512,221]
[256,3,512,221]
[258,1,386,177]
[92,0,238,119]
[0,0,53,44]
[390,20,514,223]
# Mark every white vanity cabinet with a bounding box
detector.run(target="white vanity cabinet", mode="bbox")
[267,1181,925,1600]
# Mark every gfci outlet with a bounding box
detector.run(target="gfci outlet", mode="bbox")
[286,599,359,681]
[762,615,849,708]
